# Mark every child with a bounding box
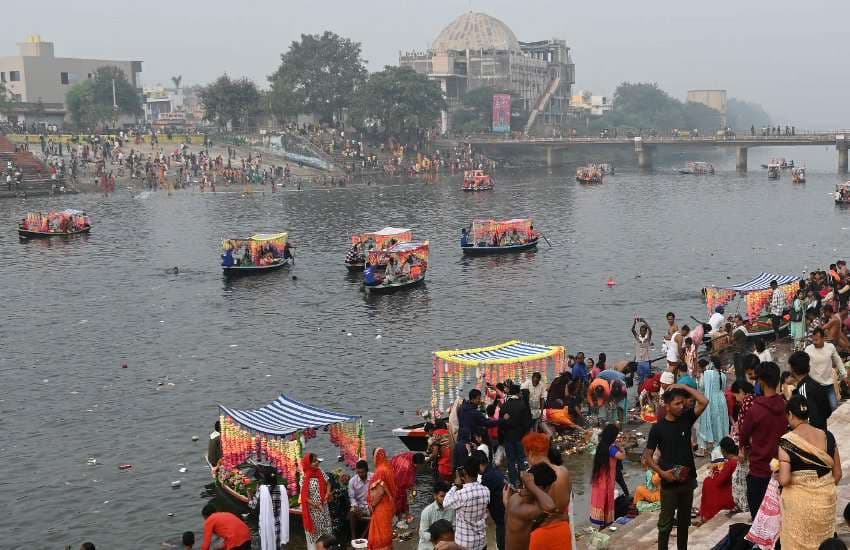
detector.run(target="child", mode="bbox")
[182,532,195,550]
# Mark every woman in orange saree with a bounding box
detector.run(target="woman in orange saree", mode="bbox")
[368,447,397,550]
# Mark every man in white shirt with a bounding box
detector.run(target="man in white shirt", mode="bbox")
[443,456,490,550]
[805,327,847,412]
[347,459,373,540]
[521,372,546,431]
[708,306,726,334]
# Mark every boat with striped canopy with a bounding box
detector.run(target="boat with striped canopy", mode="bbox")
[393,340,566,450]
[209,394,365,514]
[703,272,800,339]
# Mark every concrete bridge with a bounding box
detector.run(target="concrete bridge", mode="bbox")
[438,132,850,173]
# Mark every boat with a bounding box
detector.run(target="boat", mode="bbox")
[597,163,615,175]
[703,272,800,341]
[677,161,715,175]
[17,210,91,238]
[767,162,781,180]
[209,394,366,516]
[221,232,291,275]
[364,240,429,293]
[791,166,806,183]
[345,227,412,271]
[394,340,566,451]
[461,218,539,255]
[835,182,850,205]
[462,169,494,191]
[576,165,603,183]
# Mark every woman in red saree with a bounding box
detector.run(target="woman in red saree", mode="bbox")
[390,451,424,521]
[699,437,738,522]
[368,448,397,550]
[589,424,624,527]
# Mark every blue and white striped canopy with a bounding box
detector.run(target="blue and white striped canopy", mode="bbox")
[445,341,557,364]
[723,272,800,292]
[220,395,359,436]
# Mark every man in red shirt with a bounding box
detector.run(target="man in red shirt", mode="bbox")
[201,505,252,550]
[738,362,787,519]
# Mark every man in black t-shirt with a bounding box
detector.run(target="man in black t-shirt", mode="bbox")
[643,384,708,550]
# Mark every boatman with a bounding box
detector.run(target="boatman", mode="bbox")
[460,228,469,248]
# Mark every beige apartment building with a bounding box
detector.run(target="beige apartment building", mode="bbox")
[0,35,142,124]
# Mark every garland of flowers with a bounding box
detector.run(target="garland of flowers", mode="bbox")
[705,288,737,315]
[219,413,366,500]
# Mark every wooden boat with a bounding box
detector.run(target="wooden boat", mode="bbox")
[365,274,426,294]
[462,169,494,191]
[677,161,714,175]
[576,165,603,183]
[345,227,413,271]
[18,209,91,238]
[462,238,538,255]
[223,258,290,276]
[222,232,291,275]
[767,163,781,180]
[791,167,806,183]
[18,225,91,238]
[835,182,850,204]
[392,423,429,452]
[365,240,429,294]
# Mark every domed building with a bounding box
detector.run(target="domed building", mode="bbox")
[400,12,575,135]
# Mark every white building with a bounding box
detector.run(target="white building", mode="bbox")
[0,35,142,124]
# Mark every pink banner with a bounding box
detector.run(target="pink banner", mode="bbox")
[492,94,511,133]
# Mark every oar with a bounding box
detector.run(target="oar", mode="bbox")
[540,233,553,247]
[647,355,667,365]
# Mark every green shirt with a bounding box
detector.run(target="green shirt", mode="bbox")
[418,500,455,550]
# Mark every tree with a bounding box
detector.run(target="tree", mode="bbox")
[727,98,771,131]
[350,66,445,135]
[268,31,367,122]
[199,75,261,130]
[0,81,10,116]
[65,66,142,128]
[171,75,182,90]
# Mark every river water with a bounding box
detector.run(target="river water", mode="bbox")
[2,146,847,548]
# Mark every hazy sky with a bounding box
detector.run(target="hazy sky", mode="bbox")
[5,0,848,128]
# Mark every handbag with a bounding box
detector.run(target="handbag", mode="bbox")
[745,477,781,549]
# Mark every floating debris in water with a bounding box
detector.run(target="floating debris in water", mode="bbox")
[119,464,132,470]
[87,457,97,466]
[229,344,239,348]
[375,335,382,340]
[178,467,187,473]
[171,480,181,488]
[191,435,199,442]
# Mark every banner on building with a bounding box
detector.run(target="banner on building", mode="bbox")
[492,94,511,133]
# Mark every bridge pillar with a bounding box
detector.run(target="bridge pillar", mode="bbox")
[546,146,554,167]
[736,146,748,173]
[839,137,849,175]
[637,148,653,170]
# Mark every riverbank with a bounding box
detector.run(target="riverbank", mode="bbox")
[597,399,850,549]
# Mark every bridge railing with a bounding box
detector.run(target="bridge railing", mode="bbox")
[454,132,850,144]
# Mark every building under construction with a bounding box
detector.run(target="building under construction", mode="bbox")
[399,12,575,135]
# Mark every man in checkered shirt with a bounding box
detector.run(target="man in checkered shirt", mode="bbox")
[443,455,490,550]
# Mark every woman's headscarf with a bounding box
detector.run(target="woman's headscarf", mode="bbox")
[369,448,397,505]
[300,452,328,535]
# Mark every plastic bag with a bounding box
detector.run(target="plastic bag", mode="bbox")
[493,445,506,467]
[745,477,781,549]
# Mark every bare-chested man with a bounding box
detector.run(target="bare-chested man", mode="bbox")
[503,465,556,550]
[521,433,572,517]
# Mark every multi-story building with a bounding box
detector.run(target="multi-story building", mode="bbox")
[399,12,575,135]
[0,35,142,125]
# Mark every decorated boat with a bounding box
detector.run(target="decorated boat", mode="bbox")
[461,218,539,255]
[767,162,781,180]
[462,169,494,191]
[221,232,291,275]
[576,165,603,184]
[791,166,806,183]
[345,227,413,271]
[18,210,91,238]
[703,272,800,339]
[677,161,714,175]
[835,182,850,205]
[394,340,567,451]
[209,394,365,515]
[364,240,429,293]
